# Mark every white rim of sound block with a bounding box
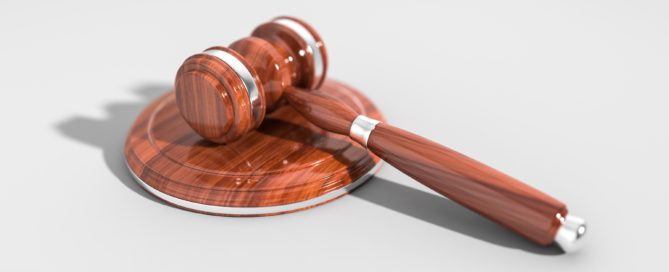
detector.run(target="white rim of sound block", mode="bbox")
[126,160,381,216]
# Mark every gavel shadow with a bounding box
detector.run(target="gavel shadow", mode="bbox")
[352,177,564,255]
[55,84,561,255]
[255,118,563,255]
[55,84,170,206]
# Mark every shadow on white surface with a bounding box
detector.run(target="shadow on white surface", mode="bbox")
[55,84,562,255]
[56,84,170,206]
[353,177,564,255]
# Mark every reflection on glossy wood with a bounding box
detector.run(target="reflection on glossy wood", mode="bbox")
[251,15,328,90]
[175,51,261,144]
[125,80,383,216]
[284,87,567,246]
[367,123,565,246]
[175,16,328,144]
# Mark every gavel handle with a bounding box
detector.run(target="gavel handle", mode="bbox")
[284,87,586,251]
[365,120,564,245]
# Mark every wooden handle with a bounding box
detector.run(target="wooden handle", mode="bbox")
[284,87,577,247]
[367,123,566,245]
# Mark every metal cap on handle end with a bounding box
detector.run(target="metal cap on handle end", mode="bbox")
[554,214,587,253]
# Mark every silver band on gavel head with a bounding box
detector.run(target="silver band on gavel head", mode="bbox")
[273,18,325,89]
[350,115,381,147]
[203,49,263,123]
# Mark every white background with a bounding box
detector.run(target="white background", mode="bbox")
[1,0,668,271]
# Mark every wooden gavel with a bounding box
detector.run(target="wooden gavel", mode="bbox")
[174,17,586,252]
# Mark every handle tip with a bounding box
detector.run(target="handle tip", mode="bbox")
[554,214,587,253]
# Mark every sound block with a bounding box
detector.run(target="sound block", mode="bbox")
[124,80,384,216]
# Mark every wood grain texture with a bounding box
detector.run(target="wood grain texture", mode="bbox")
[284,87,358,135]
[125,80,384,216]
[281,87,567,246]
[175,17,328,144]
[175,51,265,144]
[252,20,321,89]
[273,15,328,90]
[227,38,291,111]
[366,123,566,246]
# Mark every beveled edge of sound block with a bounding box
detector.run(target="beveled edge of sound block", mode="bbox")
[127,160,381,216]
[125,79,384,217]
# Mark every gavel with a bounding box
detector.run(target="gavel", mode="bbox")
[174,17,586,252]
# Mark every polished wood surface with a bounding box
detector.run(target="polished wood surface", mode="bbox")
[367,123,565,245]
[175,51,264,143]
[175,16,328,144]
[284,87,358,134]
[283,87,567,246]
[172,16,566,246]
[252,16,328,90]
[227,38,291,111]
[125,80,384,216]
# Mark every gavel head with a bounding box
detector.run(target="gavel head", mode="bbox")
[175,16,328,143]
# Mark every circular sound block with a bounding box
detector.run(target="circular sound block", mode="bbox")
[124,80,384,216]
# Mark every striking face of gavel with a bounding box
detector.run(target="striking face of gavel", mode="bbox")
[175,17,586,252]
[175,17,327,143]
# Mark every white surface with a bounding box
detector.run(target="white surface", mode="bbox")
[1,0,668,271]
